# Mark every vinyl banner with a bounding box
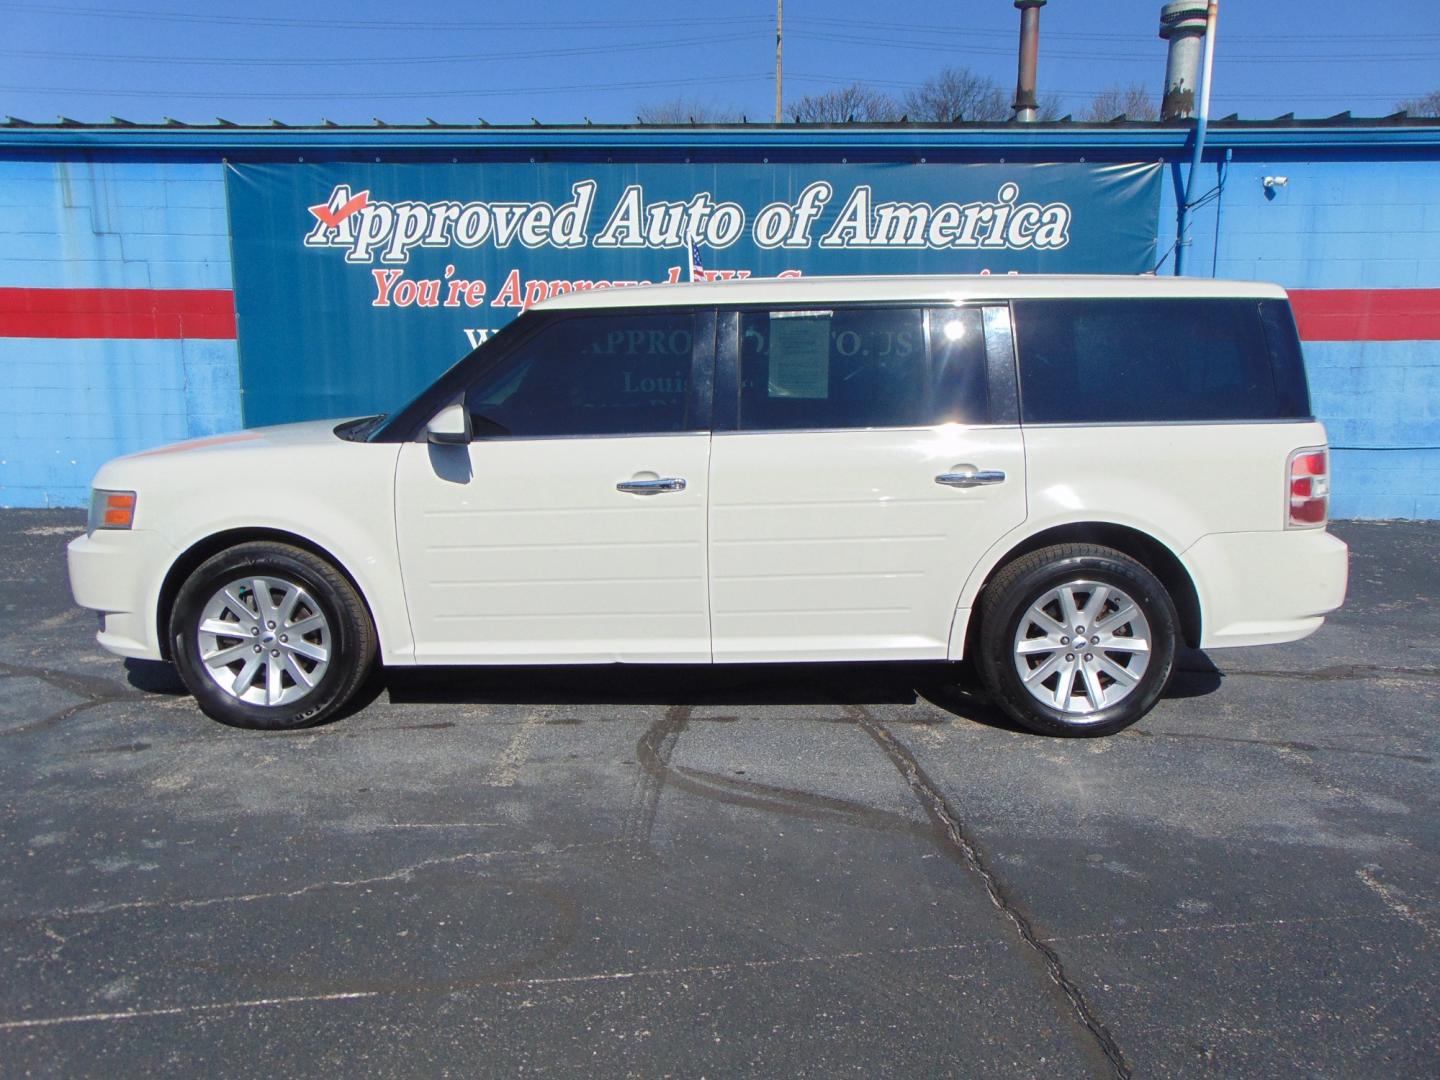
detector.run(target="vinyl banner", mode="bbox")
[225,160,1161,426]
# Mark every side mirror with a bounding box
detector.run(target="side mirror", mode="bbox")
[426,403,472,445]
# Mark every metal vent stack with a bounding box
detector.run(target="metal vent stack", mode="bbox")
[1012,0,1046,123]
[1159,0,1209,119]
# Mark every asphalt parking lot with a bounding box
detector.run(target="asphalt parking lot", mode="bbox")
[1,511,1436,1077]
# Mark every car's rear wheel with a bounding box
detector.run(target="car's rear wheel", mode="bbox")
[169,541,375,729]
[975,543,1178,737]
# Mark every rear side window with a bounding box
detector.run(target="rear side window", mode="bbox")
[736,306,990,431]
[1013,298,1312,424]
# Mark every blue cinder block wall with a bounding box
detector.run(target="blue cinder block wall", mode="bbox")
[0,158,240,507]
[1168,156,1440,519]
[0,125,1437,517]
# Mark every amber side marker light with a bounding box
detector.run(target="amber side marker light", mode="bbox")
[89,489,137,531]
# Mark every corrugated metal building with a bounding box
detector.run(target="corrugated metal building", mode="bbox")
[1,116,1437,517]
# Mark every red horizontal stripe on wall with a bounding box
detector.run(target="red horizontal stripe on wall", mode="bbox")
[0,287,236,339]
[1288,288,1440,342]
[1,285,1436,342]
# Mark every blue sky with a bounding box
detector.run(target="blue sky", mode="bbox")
[3,0,1437,125]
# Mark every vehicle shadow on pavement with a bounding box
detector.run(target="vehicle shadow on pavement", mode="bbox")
[384,661,939,709]
[384,651,1225,734]
[123,658,188,695]
[124,650,1224,734]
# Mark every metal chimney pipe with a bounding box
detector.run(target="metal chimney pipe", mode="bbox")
[1012,0,1046,122]
[1175,0,1219,276]
[1159,0,1209,120]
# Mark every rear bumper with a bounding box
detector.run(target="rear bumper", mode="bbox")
[1185,527,1349,649]
[67,529,176,660]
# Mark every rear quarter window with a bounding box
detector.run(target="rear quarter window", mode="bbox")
[1013,298,1312,424]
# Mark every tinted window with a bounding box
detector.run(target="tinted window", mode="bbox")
[1259,299,1313,418]
[737,306,989,431]
[1014,298,1310,424]
[465,311,696,437]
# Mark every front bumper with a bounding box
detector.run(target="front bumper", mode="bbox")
[1185,527,1349,649]
[67,528,177,660]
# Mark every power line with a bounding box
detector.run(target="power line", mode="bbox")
[788,29,1436,64]
[0,73,772,101]
[0,1,772,31]
[786,73,1426,103]
[9,2,1435,48]
[5,71,1420,107]
[792,14,1440,45]
[2,32,759,67]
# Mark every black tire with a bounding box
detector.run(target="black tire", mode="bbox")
[975,543,1178,737]
[169,541,375,730]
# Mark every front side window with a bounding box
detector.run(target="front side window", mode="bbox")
[1013,298,1307,424]
[464,311,697,437]
[736,306,989,431]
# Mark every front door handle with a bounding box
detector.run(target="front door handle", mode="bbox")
[617,477,687,495]
[935,468,1006,489]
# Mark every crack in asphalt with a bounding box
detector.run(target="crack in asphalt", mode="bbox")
[3,840,622,926]
[0,660,140,737]
[853,706,1132,1080]
[632,704,931,847]
[1129,727,1432,763]
[633,703,1130,1078]
[0,939,1005,1032]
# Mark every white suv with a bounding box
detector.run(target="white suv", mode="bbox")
[68,275,1348,737]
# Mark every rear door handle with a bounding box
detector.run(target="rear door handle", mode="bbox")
[935,469,1006,489]
[617,477,687,495]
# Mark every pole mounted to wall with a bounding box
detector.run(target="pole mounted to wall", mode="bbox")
[1174,0,1219,276]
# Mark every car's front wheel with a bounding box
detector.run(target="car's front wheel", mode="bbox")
[975,543,1179,737]
[169,541,375,729]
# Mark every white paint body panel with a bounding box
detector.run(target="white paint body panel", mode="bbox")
[67,421,412,664]
[945,420,1347,654]
[394,434,712,663]
[1184,527,1349,648]
[708,426,1026,662]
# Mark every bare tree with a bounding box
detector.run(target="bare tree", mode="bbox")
[1035,92,1066,121]
[635,98,744,124]
[788,82,900,123]
[1080,83,1159,121]
[900,66,1009,121]
[1395,90,1440,117]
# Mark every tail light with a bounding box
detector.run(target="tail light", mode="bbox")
[1287,447,1329,528]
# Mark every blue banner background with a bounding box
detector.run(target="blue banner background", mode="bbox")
[226,160,1161,426]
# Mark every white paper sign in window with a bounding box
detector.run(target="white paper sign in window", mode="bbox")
[767,314,831,399]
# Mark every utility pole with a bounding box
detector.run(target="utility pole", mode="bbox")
[774,0,783,123]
